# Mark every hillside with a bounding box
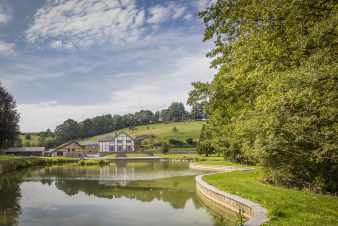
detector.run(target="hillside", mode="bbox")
[81,121,204,145]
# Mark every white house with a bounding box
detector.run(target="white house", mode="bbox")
[98,132,135,152]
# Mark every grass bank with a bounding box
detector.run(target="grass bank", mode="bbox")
[0,155,79,174]
[204,169,338,226]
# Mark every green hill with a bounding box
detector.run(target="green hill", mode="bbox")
[81,121,204,147]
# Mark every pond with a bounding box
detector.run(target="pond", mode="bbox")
[0,160,238,226]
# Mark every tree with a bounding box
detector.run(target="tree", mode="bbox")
[191,103,207,120]
[55,119,80,144]
[0,83,19,149]
[24,140,31,147]
[38,136,46,147]
[193,0,338,192]
[168,102,187,121]
[154,111,160,122]
[160,109,171,122]
[15,137,23,147]
[197,125,214,157]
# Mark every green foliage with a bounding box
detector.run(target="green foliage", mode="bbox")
[20,133,55,148]
[191,102,207,120]
[161,102,188,122]
[24,140,31,147]
[185,138,194,145]
[160,142,169,153]
[0,83,19,149]
[168,138,185,146]
[197,125,215,156]
[193,0,338,192]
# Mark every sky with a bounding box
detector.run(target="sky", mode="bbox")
[0,0,215,132]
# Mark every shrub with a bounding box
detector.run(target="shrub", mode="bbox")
[185,138,195,145]
[160,142,169,153]
[168,138,184,146]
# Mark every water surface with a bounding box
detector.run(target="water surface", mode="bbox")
[0,160,238,226]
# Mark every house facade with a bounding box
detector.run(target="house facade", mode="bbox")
[98,132,135,152]
[55,141,99,157]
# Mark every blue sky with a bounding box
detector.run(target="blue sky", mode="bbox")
[0,0,214,132]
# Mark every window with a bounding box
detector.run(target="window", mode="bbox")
[109,146,115,152]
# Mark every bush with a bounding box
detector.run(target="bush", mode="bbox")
[185,138,195,145]
[160,142,169,153]
[168,138,184,146]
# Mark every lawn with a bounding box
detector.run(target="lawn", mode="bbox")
[204,170,338,226]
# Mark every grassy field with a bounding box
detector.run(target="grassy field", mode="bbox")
[82,121,204,145]
[204,170,338,226]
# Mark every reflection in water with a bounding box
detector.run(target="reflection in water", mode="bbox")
[0,160,238,226]
[0,173,22,226]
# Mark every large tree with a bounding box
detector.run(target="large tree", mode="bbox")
[192,0,338,192]
[55,119,80,144]
[0,83,20,149]
[167,102,187,121]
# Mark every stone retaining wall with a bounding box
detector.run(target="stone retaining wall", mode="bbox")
[192,164,268,226]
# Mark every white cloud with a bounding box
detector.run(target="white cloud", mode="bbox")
[26,0,146,48]
[147,3,187,24]
[0,40,15,55]
[0,1,11,25]
[17,53,214,132]
[147,6,171,24]
[195,0,216,11]
[50,40,62,49]
[25,0,194,49]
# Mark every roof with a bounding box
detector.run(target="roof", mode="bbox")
[55,141,82,150]
[134,134,154,141]
[81,141,99,146]
[97,131,134,142]
[5,147,45,153]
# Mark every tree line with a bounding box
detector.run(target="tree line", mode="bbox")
[190,0,337,193]
[54,102,206,145]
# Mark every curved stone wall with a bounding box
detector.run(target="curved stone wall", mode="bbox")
[192,164,268,226]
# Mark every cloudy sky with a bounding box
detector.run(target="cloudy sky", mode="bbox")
[0,0,215,132]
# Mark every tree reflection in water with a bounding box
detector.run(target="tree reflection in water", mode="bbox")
[0,172,24,226]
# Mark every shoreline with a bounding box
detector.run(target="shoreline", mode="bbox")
[190,163,268,226]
